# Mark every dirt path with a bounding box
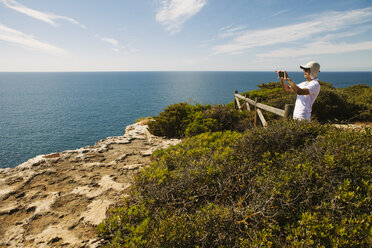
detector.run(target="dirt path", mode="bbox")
[0,122,180,247]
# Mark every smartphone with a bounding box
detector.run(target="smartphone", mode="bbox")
[279,71,285,78]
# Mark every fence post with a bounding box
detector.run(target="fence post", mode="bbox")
[245,94,251,111]
[234,90,238,110]
[284,104,294,120]
[254,97,258,127]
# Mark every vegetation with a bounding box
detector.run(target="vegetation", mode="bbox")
[338,84,372,122]
[148,103,254,138]
[98,120,371,247]
[97,82,371,247]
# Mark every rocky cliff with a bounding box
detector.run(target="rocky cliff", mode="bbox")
[0,121,180,247]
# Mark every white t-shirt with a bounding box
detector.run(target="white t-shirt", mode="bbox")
[293,79,320,121]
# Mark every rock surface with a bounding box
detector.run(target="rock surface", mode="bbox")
[0,122,180,248]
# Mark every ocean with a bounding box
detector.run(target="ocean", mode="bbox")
[1,71,372,168]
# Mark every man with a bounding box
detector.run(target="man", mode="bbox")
[277,61,321,121]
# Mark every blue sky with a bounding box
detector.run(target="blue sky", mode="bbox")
[1,0,372,71]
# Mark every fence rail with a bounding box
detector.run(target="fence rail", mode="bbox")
[234,90,293,127]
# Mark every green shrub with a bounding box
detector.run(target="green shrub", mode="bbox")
[311,82,372,122]
[318,80,335,89]
[312,85,372,122]
[148,103,254,138]
[312,88,353,122]
[234,120,327,162]
[96,202,151,247]
[341,84,372,105]
[185,111,218,137]
[147,103,209,138]
[340,84,372,122]
[98,121,371,247]
[204,104,254,133]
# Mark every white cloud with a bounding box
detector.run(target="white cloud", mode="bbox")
[0,23,67,56]
[212,21,317,55]
[258,41,372,58]
[100,38,119,46]
[198,24,246,48]
[0,0,85,28]
[212,7,372,55]
[156,0,207,34]
[218,24,246,38]
[95,35,137,53]
[271,9,290,17]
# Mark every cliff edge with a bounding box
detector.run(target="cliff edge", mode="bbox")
[0,121,180,248]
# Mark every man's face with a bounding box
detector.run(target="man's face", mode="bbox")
[303,68,311,80]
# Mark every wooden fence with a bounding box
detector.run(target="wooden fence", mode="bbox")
[234,90,294,127]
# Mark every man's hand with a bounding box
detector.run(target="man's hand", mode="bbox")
[277,70,293,92]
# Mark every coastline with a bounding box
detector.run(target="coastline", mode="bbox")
[0,121,180,247]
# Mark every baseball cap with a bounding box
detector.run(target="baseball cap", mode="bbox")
[300,61,320,79]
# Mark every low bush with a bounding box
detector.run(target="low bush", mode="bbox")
[97,121,371,247]
[312,88,353,122]
[203,104,254,133]
[148,103,254,138]
[312,84,371,122]
[147,103,209,138]
[340,84,372,122]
